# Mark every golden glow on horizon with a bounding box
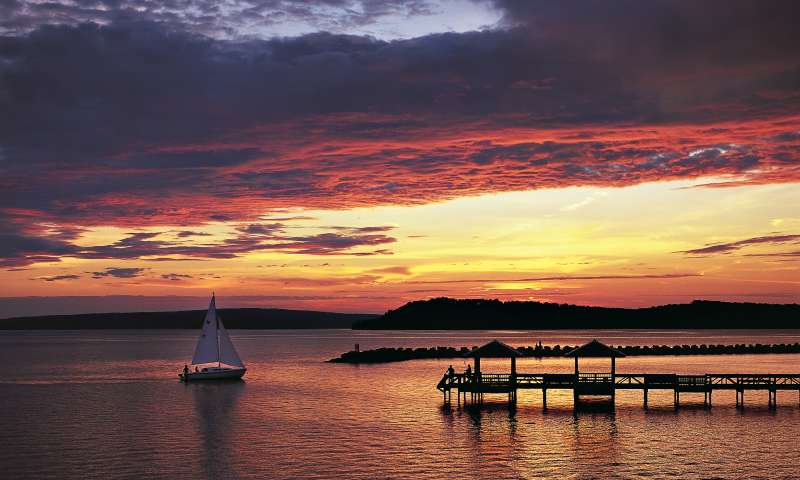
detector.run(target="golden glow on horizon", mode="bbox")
[6,179,800,311]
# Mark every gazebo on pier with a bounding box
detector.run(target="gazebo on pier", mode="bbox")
[464,340,523,402]
[564,339,625,403]
[438,338,800,411]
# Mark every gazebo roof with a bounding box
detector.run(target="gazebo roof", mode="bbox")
[465,340,523,358]
[564,339,626,358]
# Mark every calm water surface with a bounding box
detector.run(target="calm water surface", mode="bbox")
[2,329,800,479]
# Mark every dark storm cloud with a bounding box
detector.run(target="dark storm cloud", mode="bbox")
[0,2,799,267]
[0,1,440,37]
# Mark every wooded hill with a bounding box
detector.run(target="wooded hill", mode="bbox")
[353,298,800,329]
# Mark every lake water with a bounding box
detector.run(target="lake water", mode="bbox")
[2,329,800,479]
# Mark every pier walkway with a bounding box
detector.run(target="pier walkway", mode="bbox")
[436,340,800,409]
[437,372,800,409]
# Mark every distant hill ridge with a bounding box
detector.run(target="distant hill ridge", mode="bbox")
[353,298,800,329]
[0,308,378,330]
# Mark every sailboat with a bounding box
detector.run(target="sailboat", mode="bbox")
[179,294,246,381]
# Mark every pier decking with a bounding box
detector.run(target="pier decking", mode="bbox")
[436,340,800,409]
[437,372,800,409]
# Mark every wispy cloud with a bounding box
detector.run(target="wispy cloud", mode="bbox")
[405,273,702,284]
[91,267,147,279]
[0,222,397,267]
[31,274,82,282]
[681,234,800,256]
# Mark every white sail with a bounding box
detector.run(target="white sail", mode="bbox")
[191,295,221,365]
[218,317,245,368]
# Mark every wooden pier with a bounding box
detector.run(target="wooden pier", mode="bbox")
[436,340,800,409]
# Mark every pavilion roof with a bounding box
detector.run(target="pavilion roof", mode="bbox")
[564,339,626,358]
[465,340,523,358]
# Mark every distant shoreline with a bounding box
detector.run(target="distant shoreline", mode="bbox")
[329,342,800,364]
[0,308,378,330]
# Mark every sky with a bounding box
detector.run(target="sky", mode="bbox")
[1,0,799,317]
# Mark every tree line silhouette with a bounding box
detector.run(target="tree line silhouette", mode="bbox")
[353,298,800,329]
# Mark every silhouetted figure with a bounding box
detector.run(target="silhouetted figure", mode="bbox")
[465,364,472,379]
[447,365,455,377]
[195,366,199,372]
[183,364,189,376]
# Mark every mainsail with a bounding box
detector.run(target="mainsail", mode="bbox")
[191,295,245,367]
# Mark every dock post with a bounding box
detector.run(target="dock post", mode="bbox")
[644,388,648,409]
[611,356,616,405]
[674,390,679,409]
[542,388,547,410]
[708,390,712,408]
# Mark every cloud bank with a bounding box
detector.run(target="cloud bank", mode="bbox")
[1,1,799,268]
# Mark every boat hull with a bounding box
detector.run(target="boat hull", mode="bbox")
[180,367,246,381]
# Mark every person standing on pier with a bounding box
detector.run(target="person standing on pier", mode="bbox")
[465,364,472,379]
[447,365,455,378]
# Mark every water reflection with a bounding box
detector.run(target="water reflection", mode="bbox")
[189,381,245,479]
[568,412,621,476]
[5,331,800,479]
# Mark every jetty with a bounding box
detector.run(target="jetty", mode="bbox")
[329,341,800,364]
[437,340,800,409]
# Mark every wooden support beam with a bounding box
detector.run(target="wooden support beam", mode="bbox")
[644,388,648,409]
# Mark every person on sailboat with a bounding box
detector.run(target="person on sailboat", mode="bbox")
[183,364,189,376]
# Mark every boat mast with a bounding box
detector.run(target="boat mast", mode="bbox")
[215,293,221,368]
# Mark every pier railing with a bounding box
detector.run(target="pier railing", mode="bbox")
[437,371,800,410]
[578,373,612,383]
[438,372,800,391]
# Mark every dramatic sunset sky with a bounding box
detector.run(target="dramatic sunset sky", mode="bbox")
[1,0,799,317]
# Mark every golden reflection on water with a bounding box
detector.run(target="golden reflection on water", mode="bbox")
[191,382,245,479]
[3,330,800,479]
